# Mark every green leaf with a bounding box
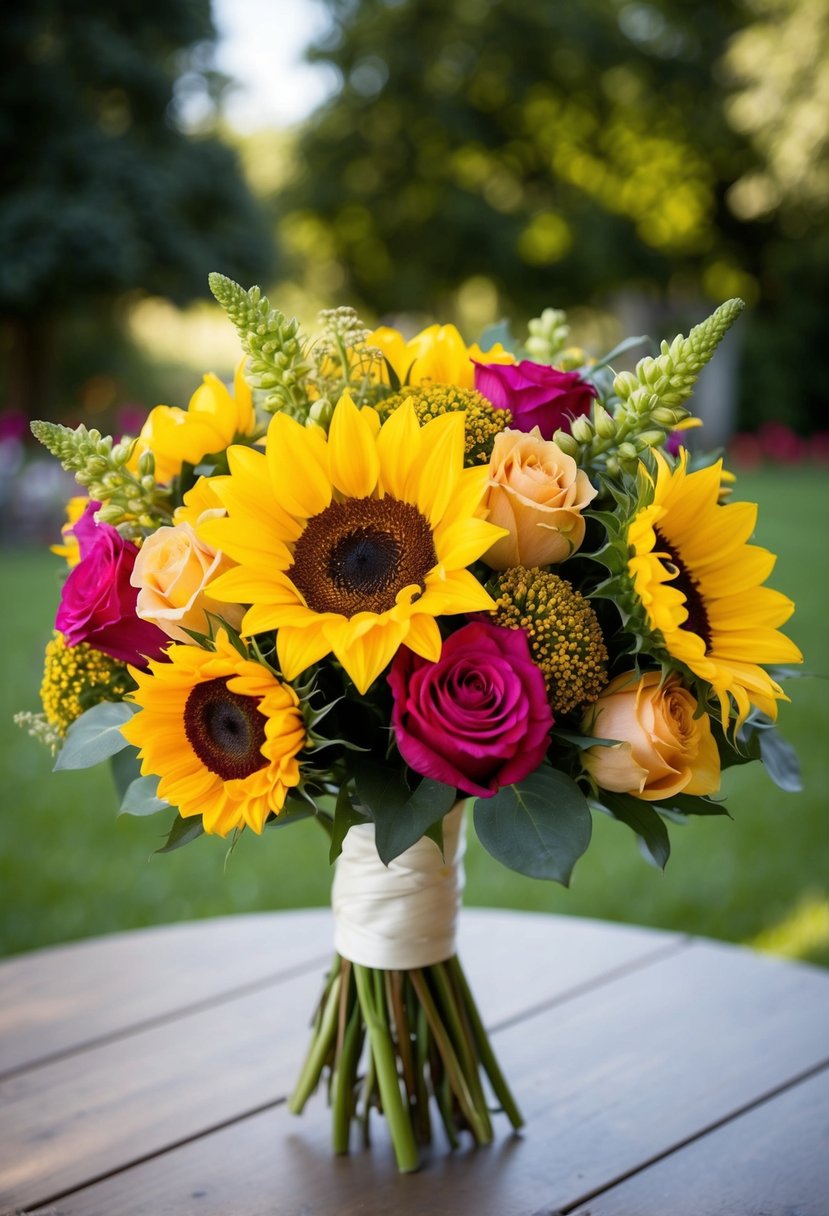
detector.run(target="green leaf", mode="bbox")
[329,783,369,864]
[479,319,519,355]
[758,727,802,793]
[264,795,316,829]
[596,791,671,869]
[373,777,458,866]
[657,793,731,818]
[119,775,169,817]
[352,756,412,820]
[110,745,141,799]
[156,814,204,854]
[54,701,136,771]
[588,333,649,373]
[473,766,592,885]
[552,728,620,750]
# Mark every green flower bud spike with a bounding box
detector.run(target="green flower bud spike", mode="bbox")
[577,298,745,479]
[30,421,172,536]
[613,297,745,413]
[208,272,313,420]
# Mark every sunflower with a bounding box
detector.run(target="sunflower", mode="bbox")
[200,394,506,693]
[626,448,802,725]
[120,631,305,836]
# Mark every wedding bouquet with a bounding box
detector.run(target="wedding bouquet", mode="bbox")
[22,276,803,1172]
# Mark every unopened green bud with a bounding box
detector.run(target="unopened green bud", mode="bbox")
[308,397,334,427]
[593,404,617,439]
[617,441,639,462]
[96,502,123,524]
[651,405,682,427]
[613,371,638,399]
[570,415,594,444]
[138,450,156,478]
[553,429,579,457]
[635,430,667,450]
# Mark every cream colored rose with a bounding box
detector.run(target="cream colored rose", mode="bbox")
[482,428,597,570]
[581,672,721,801]
[131,517,244,643]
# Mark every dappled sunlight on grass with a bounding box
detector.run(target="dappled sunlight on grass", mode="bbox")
[750,894,829,968]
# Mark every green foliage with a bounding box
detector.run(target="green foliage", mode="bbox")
[350,758,457,865]
[53,701,135,771]
[119,775,168,818]
[592,791,671,870]
[472,767,592,884]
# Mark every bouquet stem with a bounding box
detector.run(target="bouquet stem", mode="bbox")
[289,954,523,1173]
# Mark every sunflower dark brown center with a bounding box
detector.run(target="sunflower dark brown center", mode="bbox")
[288,496,438,618]
[654,527,713,650]
[184,678,267,780]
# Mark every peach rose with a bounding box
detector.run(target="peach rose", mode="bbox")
[581,671,721,801]
[481,427,597,570]
[131,513,244,644]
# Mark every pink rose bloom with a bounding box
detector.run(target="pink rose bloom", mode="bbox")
[388,620,553,798]
[474,360,597,440]
[55,502,168,666]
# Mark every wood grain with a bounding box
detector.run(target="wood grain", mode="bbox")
[0,910,333,1074]
[567,1065,829,1216]
[4,914,827,1216]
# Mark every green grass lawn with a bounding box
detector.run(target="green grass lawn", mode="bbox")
[2,467,827,964]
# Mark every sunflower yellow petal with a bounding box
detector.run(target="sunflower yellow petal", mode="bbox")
[328,392,381,497]
[419,568,497,616]
[435,516,508,569]
[407,411,464,525]
[332,615,408,693]
[276,622,337,680]
[376,400,422,500]
[266,412,332,518]
[403,613,443,662]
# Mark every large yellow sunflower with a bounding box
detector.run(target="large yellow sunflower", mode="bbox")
[627,449,802,725]
[200,394,506,693]
[120,631,305,836]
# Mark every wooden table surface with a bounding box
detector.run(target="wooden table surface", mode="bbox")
[2,908,828,1215]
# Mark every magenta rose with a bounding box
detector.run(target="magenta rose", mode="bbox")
[474,360,597,440]
[55,502,168,666]
[388,620,553,798]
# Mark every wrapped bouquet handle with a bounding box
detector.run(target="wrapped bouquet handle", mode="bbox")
[290,803,522,1172]
[332,802,466,969]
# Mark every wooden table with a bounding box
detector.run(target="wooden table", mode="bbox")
[2,908,828,1215]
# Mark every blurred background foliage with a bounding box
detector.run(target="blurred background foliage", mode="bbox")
[0,0,827,960]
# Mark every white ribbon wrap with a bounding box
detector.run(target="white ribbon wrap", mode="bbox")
[332,802,467,970]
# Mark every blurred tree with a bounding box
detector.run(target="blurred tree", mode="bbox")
[280,0,751,310]
[0,1,276,419]
[280,0,828,433]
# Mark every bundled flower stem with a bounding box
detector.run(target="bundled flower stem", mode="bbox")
[289,954,523,1171]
